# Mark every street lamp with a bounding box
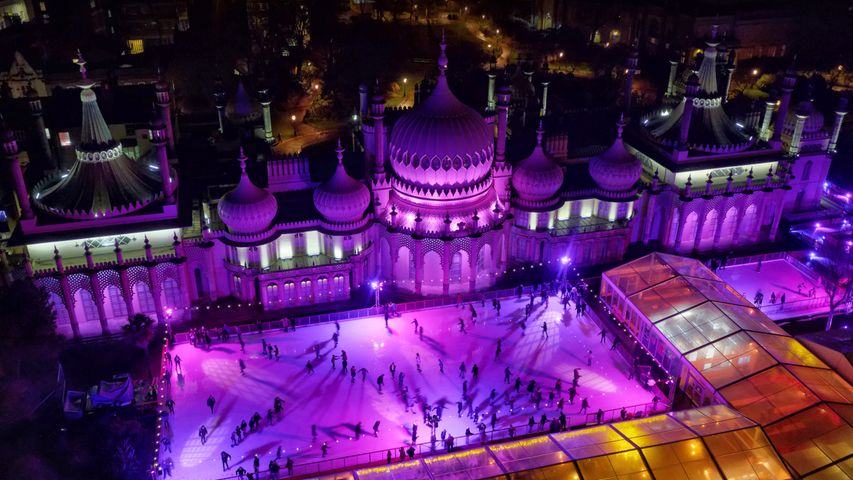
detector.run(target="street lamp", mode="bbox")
[290,114,297,136]
[403,77,408,99]
[371,280,385,307]
[164,307,174,341]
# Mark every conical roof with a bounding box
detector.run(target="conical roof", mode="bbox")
[313,141,370,224]
[512,123,564,202]
[225,78,261,125]
[217,149,278,234]
[33,64,163,218]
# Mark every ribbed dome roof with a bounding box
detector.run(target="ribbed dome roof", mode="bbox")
[217,150,277,234]
[784,100,825,133]
[590,119,642,192]
[512,124,564,202]
[389,38,494,191]
[313,141,371,224]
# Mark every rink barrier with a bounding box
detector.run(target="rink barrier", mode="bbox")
[173,285,544,344]
[211,400,664,480]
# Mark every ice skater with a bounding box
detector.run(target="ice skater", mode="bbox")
[360,367,369,382]
[373,420,381,436]
[350,365,357,383]
[199,425,208,444]
[239,359,246,376]
[419,326,424,340]
[411,318,419,333]
[174,355,182,374]
[438,359,445,374]
[458,318,466,333]
[541,322,548,337]
[221,451,231,471]
[207,395,216,413]
[495,339,502,359]
[377,374,385,392]
[586,350,593,366]
[389,361,397,378]
[331,354,338,369]
[504,367,512,384]
[459,362,466,378]
[580,397,590,413]
[306,361,315,374]
[599,328,607,343]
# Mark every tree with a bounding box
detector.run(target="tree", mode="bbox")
[813,238,853,331]
[0,279,57,349]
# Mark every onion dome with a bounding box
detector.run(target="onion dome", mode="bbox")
[512,122,564,202]
[33,52,162,219]
[313,140,371,224]
[225,78,261,125]
[217,149,277,234]
[590,117,642,192]
[784,100,824,133]
[389,35,494,191]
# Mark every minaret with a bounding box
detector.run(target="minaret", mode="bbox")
[155,74,175,149]
[150,113,175,203]
[623,41,638,115]
[487,71,496,110]
[213,78,227,134]
[2,117,33,219]
[771,66,797,145]
[257,86,274,144]
[679,73,700,151]
[760,95,776,141]
[540,80,549,117]
[828,96,848,153]
[495,83,511,164]
[721,49,736,103]
[787,104,808,157]
[665,52,679,97]
[370,88,386,175]
[26,83,54,170]
[358,83,369,122]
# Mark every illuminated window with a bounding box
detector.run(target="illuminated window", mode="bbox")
[127,39,144,54]
[44,128,50,139]
[163,278,181,307]
[107,286,128,317]
[58,131,71,146]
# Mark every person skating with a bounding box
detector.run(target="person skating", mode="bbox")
[207,395,216,414]
[235,466,247,479]
[599,328,607,344]
[314,344,321,359]
[596,408,604,424]
[355,421,362,438]
[331,354,338,369]
[586,350,593,366]
[569,386,577,405]
[610,337,620,351]
[350,365,357,383]
[542,322,548,337]
[274,345,280,361]
[377,373,385,392]
[321,442,329,457]
[580,397,590,414]
[165,398,175,414]
[419,326,424,340]
[239,359,247,375]
[306,361,314,374]
[269,460,280,479]
[230,431,238,447]
[399,446,406,462]
[389,361,397,378]
[221,450,231,471]
[174,355,182,374]
[490,412,498,430]
[438,359,445,374]
[495,339,502,359]
[373,420,381,436]
[286,457,294,476]
[527,416,535,432]
[360,367,369,382]
[559,412,567,431]
[471,364,479,379]
[459,362,466,378]
[386,450,392,464]
[514,376,522,393]
[504,367,512,384]
[411,318,419,333]
[253,454,260,476]
[332,332,339,348]
[620,407,627,420]
[276,446,282,460]
[458,318,466,333]
[198,425,208,444]
[539,414,548,430]
[406,445,416,460]
[462,379,469,396]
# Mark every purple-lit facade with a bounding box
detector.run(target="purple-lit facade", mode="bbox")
[0,32,847,337]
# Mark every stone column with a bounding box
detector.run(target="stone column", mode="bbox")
[540,81,549,117]
[259,91,274,144]
[414,242,423,295]
[2,127,33,219]
[60,276,80,338]
[665,58,678,97]
[468,240,478,292]
[260,281,269,307]
[156,78,175,149]
[89,273,110,335]
[827,97,848,153]
[442,243,451,296]
[721,50,736,103]
[692,204,708,252]
[673,205,686,249]
[788,107,808,157]
[769,192,785,240]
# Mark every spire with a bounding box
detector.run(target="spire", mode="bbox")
[616,113,625,138]
[438,30,448,76]
[336,138,344,165]
[536,120,544,145]
[238,147,248,174]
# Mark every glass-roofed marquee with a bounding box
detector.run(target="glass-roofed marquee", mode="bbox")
[601,253,853,478]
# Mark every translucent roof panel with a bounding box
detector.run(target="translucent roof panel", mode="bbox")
[604,253,678,295]
[703,427,792,480]
[683,276,752,306]
[423,448,504,480]
[720,366,821,426]
[668,405,756,436]
[713,302,787,335]
[748,333,829,368]
[489,436,570,473]
[642,438,723,480]
[656,302,739,353]
[763,404,853,476]
[356,460,431,480]
[684,332,777,389]
[629,277,708,323]
[655,253,721,280]
[551,426,634,460]
[576,450,649,480]
[787,365,853,404]
[507,462,580,480]
[610,415,695,447]
[803,461,853,480]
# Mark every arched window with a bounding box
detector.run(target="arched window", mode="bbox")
[266,284,280,305]
[300,279,313,302]
[450,252,462,283]
[163,278,181,308]
[316,277,329,301]
[333,275,346,297]
[135,283,155,313]
[49,293,70,325]
[232,275,242,297]
[107,285,128,318]
[283,282,296,305]
[76,289,98,322]
[408,250,416,281]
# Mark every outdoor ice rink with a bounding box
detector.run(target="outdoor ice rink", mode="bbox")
[164,294,656,479]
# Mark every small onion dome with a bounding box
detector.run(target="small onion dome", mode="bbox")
[590,116,642,192]
[313,140,371,224]
[512,122,564,202]
[217,149,277,234]
[784,100,824,133]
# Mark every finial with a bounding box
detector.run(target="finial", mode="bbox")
[616,113,625,138]
[686,175,692,186]
[53,245,60,257]
[767,166,774,177]
[438,30,449,75]
[238,147,248,173]
[84,244,90,255]
[536,120,544,145]
[727,169,734,180]
[74,49,87,80]
[173,232,179,243]
[707,173,713,183]
[336,138,344,165]
[144,235,150,246]
[747,167,754,177]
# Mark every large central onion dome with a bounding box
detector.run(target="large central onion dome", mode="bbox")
[389,37,493,191]
[314,141,371,224]
[512,123,564,202]
[590,118,642,192]
[218,149,278,234]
